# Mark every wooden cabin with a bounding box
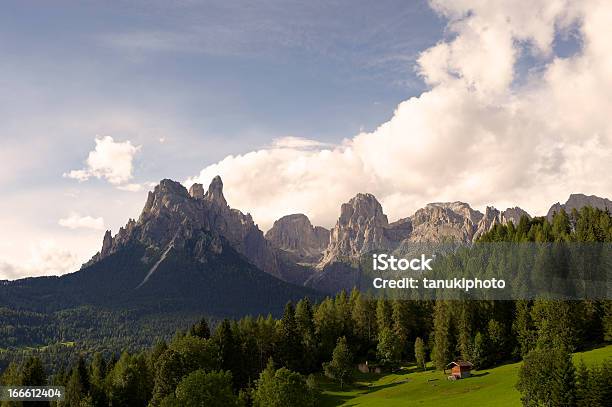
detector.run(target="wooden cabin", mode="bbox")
[445,361,473,379]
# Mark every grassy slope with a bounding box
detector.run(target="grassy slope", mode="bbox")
[319,344,612,407]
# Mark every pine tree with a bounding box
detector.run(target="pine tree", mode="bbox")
[278,302,302,372]
[432,301,454,370]
[313,298,342,361]
[21,357,46,386]
[295,298,317,372]
[517,347,576,407]
[90,353,108,407]
[487,319,506,363]
[456,302,474,362]
[513,300,536,357]
[351,292,376,353]
[414,337,427,371]
[150,350,187,406]
[0,362,22,386]
[575,360,590,407]
[65,366,85,407]
[550,349,576,407]
[376,298,392,333]
[213,319,243,388]
[188,318,211,339]
[323,337,353,389]
[21,357,49,407]
[377,327,402,369]
[471,332,489,370]
[391,300,410,359]
[532,299,577,351]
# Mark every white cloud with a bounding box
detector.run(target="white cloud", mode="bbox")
[0,240,81,280]
[64,136,141,186]
[270,136,330,149]
[188,0,612,231]
[58,213,105,230]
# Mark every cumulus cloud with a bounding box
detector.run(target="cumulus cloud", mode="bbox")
[64,136,141,186]
[0,241,80,280]
[58,213,105,230]
[187,0,612,231]
[270,136,331,149]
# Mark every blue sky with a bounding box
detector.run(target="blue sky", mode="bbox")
[0,0,445,277]
[1,0,610,279]
[1,0,444,185]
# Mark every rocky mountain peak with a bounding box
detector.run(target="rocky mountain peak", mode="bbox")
[158,179,189,197]
[319,193,409,267]
[189,183,205,199]
[409,201,483,243]
[473,205,531,240]
[204,175,227,207]
[101,230,113,257]
[547,193,612,220]
[265,214,329,263]
[89,176,289,283]
[501,207,530,225]
[339,193,387,224]
[266,213,329,263]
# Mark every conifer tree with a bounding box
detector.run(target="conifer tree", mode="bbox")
[432,301,454,370]
[295,298,317,372]
[376,298,392,333]
[414,337,427,370]
[188,318,211,339]
[323,337,353,389]
[278,302,302,372]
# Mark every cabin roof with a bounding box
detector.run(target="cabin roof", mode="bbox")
[446,360,474,368]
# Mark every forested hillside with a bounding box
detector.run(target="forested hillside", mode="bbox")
[1,207,611,406]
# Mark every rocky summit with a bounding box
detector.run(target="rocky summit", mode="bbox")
[547,193,612,220]
[265,214,329,264]
[89,176,285,284]
[318,193,411,268]
[311,196,531,272]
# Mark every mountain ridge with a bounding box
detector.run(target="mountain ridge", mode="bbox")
[80,176,612,293]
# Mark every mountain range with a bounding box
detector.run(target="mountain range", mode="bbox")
[2,176,610,316]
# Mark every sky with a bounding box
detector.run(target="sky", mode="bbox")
[1,0,611,279]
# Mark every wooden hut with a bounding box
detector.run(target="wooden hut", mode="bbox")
[445,361,473,379]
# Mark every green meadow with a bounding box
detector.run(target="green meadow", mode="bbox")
[318,344,612,407]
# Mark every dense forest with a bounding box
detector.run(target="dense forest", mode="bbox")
[1,207,611,406]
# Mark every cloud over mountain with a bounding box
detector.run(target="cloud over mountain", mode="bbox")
[64,136,141,186]
[188,0,612,230]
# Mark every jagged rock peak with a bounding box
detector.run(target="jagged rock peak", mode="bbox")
[409,201,483,243]
[414,201,483,226]
[319,192,404,267]
[158,179,189,197]
[265,214,329,262]
[189,183,205,199]
[101,230,113,257]
[339,193,387,224]
[204,175,226,206]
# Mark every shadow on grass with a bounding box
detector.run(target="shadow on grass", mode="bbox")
[468,371,490,378]
[318,380,409,407]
